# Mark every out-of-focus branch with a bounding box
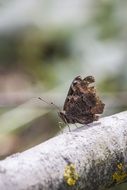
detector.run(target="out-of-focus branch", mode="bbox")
[0,111,127,190]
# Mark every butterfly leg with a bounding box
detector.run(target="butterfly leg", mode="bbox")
[58,122,64,133]
[74,123,78,128]
[64,119,71,132]
[66,122,71,132]
[58,121,71,132]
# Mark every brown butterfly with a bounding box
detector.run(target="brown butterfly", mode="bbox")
[59,76,105,125]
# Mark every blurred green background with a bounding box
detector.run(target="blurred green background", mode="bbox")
[0,0,127,189]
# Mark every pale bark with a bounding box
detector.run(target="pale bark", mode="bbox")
[0,111,127,190]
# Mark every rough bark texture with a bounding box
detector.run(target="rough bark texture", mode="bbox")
[0,111,127,190]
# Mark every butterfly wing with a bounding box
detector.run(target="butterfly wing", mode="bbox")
[63,76,82,110]
[62,76,105,124]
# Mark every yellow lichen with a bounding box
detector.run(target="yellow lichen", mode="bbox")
[64,163,79,186]
[117,163,123,170]
[112,163,127,184]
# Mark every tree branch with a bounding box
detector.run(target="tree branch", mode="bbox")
[0,111,127,190]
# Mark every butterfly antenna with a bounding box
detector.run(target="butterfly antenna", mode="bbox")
[38,97,61,111]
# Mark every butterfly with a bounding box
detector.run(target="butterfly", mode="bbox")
[59,76,105,125]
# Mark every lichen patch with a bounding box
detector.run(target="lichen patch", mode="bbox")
[64,163,79,186]
[112,163,127,184]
